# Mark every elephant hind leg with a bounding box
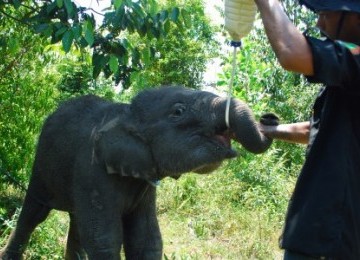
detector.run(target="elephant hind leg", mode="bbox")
[0,194,51,259]
[65,213,87,260]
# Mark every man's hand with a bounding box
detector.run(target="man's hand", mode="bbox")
[259,117,310,145]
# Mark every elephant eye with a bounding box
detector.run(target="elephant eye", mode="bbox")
[170,103,186,118]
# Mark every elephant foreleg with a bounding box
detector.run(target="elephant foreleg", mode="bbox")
[79,220,122,260]
[122,190,162,260]
[0,194,50,260]
[65,213,87,260]
[74,196,123,259]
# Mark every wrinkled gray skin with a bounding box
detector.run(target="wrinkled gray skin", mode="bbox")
[0,86,277,260]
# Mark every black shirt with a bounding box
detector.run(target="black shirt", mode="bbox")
[280,37,360,259]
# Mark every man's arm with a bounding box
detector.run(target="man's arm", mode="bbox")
[254,0,314,75]
[260,121,310,144]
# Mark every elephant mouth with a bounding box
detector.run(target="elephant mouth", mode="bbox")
[214,133,231,147]
[213,130,237,158]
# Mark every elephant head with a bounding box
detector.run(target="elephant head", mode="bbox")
[94,86,277,182]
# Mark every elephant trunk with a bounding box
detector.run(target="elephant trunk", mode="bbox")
[212,97,273,154]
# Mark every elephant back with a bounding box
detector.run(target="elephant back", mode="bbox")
[30,95,128,210]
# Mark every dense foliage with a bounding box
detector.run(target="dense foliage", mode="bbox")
[0,16,58,186]
[0,0,321,258]
[0,0,195,88]
[129,0,219,90]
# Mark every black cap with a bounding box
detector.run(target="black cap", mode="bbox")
[299,0,360,13]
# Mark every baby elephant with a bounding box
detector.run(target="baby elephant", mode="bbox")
[0,86,277,259]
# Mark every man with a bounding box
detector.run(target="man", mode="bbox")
[254,0,360,259]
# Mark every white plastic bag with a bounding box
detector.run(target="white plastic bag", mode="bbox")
[224,0,257,41]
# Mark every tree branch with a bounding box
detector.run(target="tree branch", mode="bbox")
[19,3,38,12]
[0,9,30,25]
[85,7,105,17]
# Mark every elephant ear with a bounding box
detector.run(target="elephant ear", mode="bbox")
[92,117,158,183]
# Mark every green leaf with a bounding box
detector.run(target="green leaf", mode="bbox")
[160,10,168,22]
[0,38,6,48]
[56,0,63,8]
[46,1,57,14]
[92,53,109,78]
[64,0,75,18]
[78,37,89,48]
[132,48,141,67]
[170,7,180,22]
[132,2,145,19]
[84,20,94,46]
[109,55,119,74]
[119,38,131,52]
[150,27,160,39]
[71,24,82,40]
[114,0,122,10]
[181,9,191,28]
[116,7,126,29]
[138,23,147,37]
[34,24,53,37]
[12,0,21,9]
[141,47,151,67]
[8,38,19,54]
[164,20,171,34]
[118,52,129,65]
[62,30,74,52]
[55,26,68,38]
[104,11,115,26]
[130,71,140,84]
[148,1,158,16]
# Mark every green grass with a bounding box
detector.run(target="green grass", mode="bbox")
[0,149,298,259]
[157,159,295,260]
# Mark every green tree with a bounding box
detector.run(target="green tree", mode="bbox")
[54,49,116,100]
[0,0,185,88]
[0,17,59,188]
[128,0,219,92]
